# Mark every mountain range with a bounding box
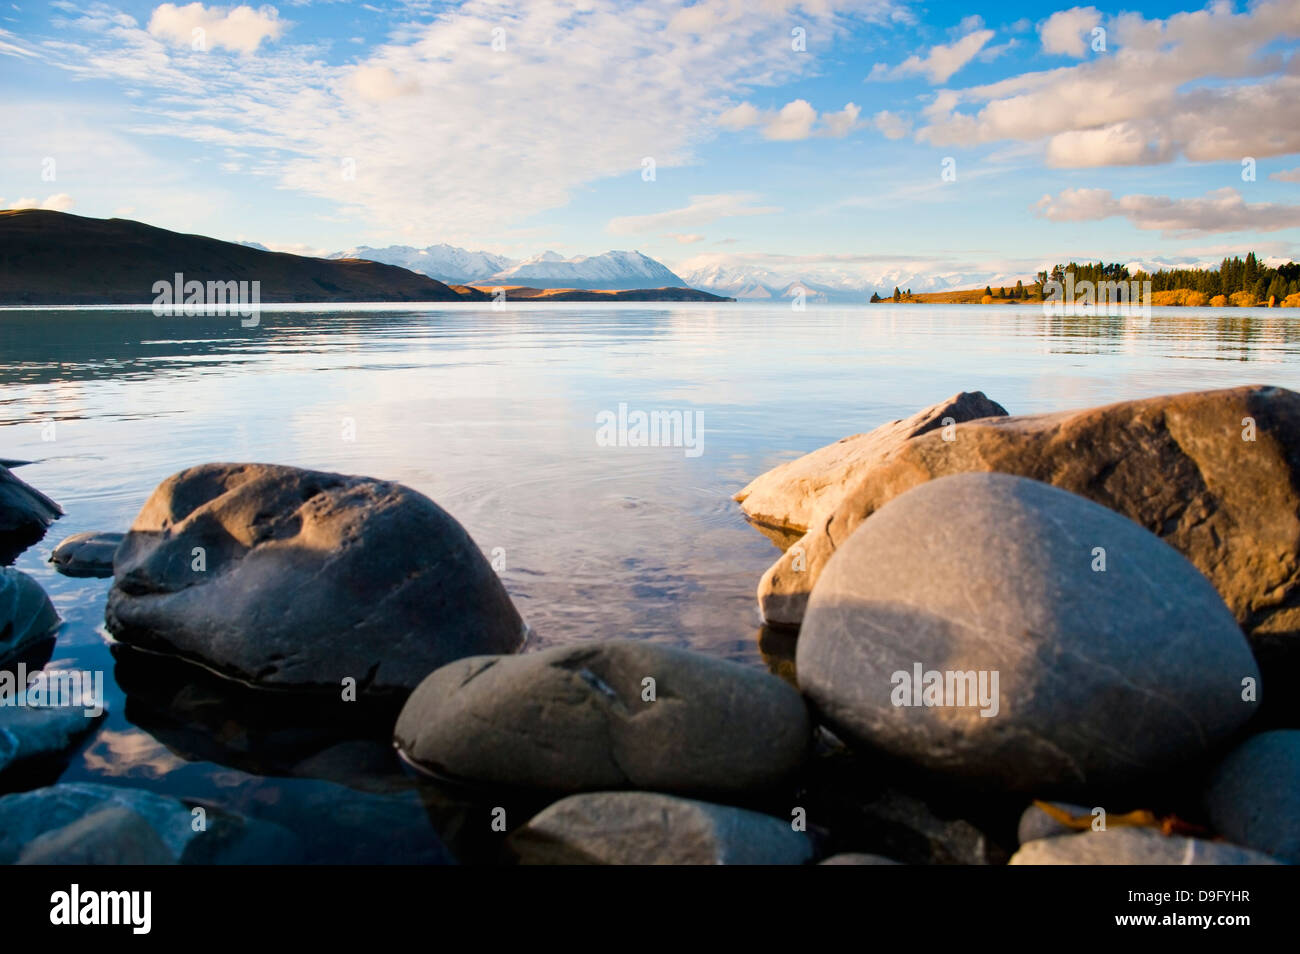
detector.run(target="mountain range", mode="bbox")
[325,245,686,291]
[316,242,1031,302]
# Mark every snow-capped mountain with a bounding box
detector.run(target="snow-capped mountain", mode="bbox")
[680,261,1031,301]
[488,250,685,290]
[325,244,687,289]
[679,265,866,302]
[328,244,514,283]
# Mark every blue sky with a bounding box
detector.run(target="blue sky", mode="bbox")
[2,0,1298,288]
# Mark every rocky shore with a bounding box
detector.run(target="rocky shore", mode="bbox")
[2,385,1298,864]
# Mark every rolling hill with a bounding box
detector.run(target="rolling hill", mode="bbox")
[0,210,477,305]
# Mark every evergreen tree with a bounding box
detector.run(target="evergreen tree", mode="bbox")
[1015,279,1025,299]
[870,291,882,303]
[893,286,901,301]
[984,285,993,297]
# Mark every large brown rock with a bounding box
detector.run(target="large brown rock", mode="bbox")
[735,391,1007,535]
[756,386,1300,682]
[105,463,525,704]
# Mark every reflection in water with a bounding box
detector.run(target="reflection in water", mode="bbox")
[2,302,1298,860]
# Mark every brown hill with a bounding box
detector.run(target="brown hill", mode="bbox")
[0,209,478,304]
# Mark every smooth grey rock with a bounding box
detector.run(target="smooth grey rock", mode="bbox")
[395,640,811,795]
[1017,801,1094,845]
[1010,828,1281,865]
[50,530,123,578]
[106,463,525,703]
[510,791,815,865]
[820,852,901,865]
[1204,730,1300,864]
[0,567,59,666]
[0,464,61,565]
[17,805,174,864]
[0,691,105,773]
[797,473,1260,795]
[0,782,302,864]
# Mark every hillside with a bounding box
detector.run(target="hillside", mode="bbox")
[0,210,476,305]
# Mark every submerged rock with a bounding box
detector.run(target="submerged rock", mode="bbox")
[0,464,62,565]
[797,473,1260,795]
[50,530,123,578]
[17,804,174,865]
[1009,828,1281,865]
[394,639,811,796]
[735,391,1007,536]
[509,791,814,865]
[0,567,60,667]
[0,692,105,775]
[754,386,1300,695]
[105,463,526,705]
[0,782,303,864]
[1204,730,1300,864]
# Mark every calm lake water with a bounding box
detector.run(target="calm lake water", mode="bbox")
[3,302,1299,861]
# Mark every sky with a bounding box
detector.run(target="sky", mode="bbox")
[1,0,1299,289]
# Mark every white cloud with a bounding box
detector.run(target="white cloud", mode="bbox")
[1,193,75,211]
[670,233,704,244]
[917,0,1300,167]
[1039,6,1101,57]
[765,99,817,140]
[607,193,781,235]
[718,102,762,131]
[1034,187,1300,236]
[872,29,994,83]
[147,3,287,54]
[350,65,419,102]
[821,102,861,137]
[30,0,890,242]
[1271,167,1300,183]
[720,99,861,140]
[872,109,910,139]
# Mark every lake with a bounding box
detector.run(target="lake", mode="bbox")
[2,302,1298,861]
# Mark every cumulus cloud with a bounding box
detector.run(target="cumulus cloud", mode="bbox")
[607,193,781,235]
[765,99,818,140]
[871,29,994,83]
[720,99,861,140]
[1034,187,1300,236]
[147,3,287,54]
[1039,6,1102,57]
[872,109,910,139]
[918,0,1300,167]
[718,102,762,131]
[1,194,75,211]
